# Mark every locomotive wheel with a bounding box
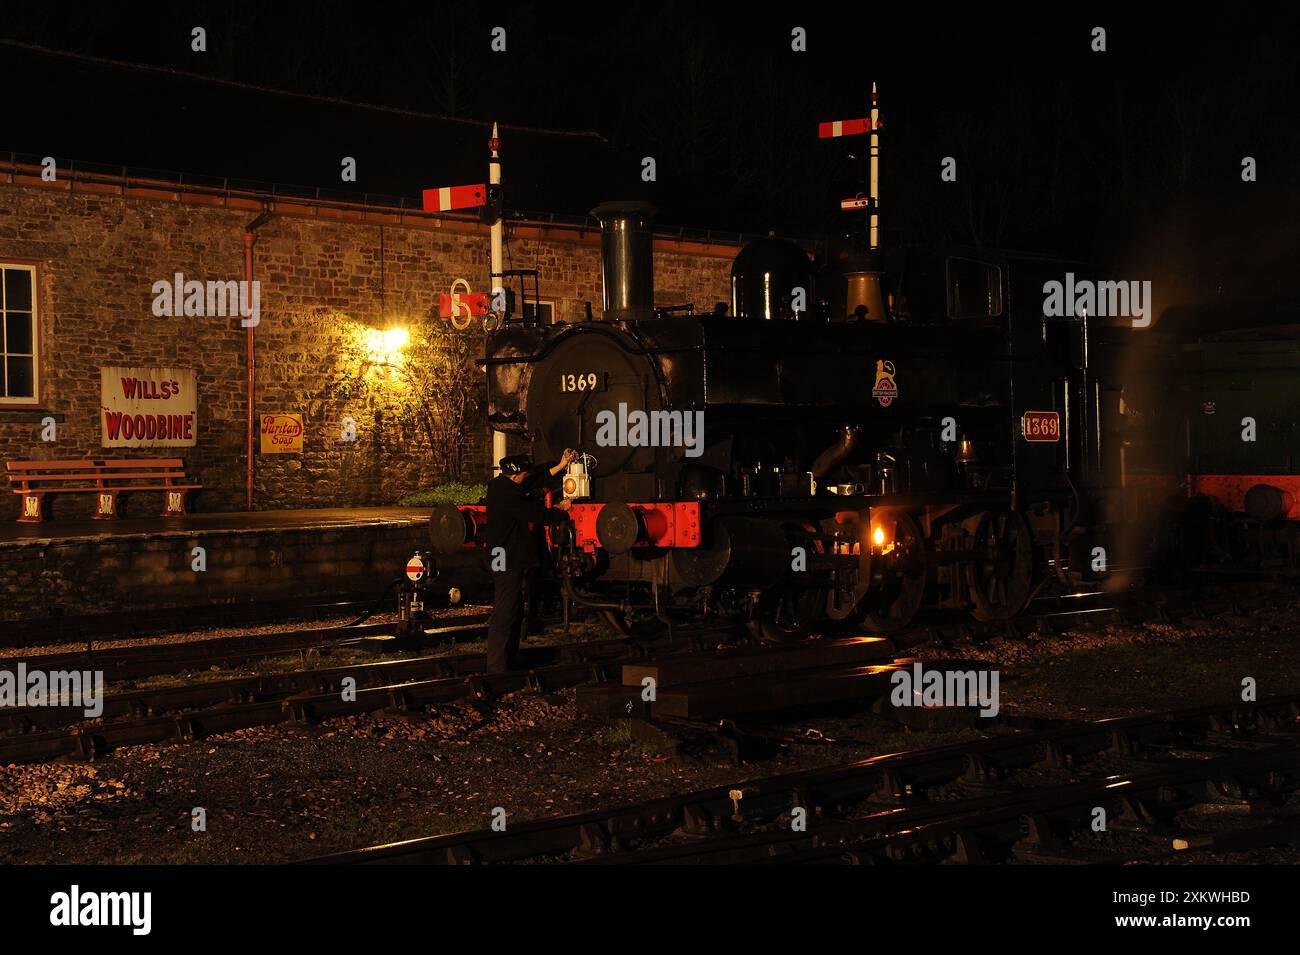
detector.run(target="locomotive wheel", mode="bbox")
[966,509,1034,621]
[858,509,926,633]
[748,587,826,643]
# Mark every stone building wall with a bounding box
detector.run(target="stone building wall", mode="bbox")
[0,173,735,519]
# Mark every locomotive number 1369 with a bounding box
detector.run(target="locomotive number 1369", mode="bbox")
[560,373,599,392]
[1021,410,1061,442]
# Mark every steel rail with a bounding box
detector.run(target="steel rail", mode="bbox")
[0,616,489,682]
[0,642,638,765]
[0,592,390,648]
[0,630,632,736]
[593,743,1300,865]
[301,694,1300,865]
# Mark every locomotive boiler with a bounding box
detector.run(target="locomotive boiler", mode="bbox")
[428,202,1108,639]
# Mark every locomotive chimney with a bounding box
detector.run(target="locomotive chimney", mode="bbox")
[591,201,656,322]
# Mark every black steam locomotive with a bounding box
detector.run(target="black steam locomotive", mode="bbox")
[426,201,1121,639]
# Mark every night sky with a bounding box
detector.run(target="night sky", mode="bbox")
[2,4,1297,301]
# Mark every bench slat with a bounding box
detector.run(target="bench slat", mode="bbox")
[11,485,201,494]
[12,473,194,484]
[7,458,184,470]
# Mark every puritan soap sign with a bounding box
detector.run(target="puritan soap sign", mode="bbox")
[260,414,304,453]
[100,367,197,447]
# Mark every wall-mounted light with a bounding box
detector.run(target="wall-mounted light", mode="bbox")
[363,325,410,366]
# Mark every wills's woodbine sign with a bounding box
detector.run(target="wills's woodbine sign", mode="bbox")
[100,367,197,447]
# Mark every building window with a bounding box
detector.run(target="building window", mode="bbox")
[523,299,556,324]
[1,264,38,404]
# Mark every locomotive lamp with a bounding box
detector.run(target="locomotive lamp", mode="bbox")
[563,452,594,499]
[871,523,896,555]
[956,434,978,464]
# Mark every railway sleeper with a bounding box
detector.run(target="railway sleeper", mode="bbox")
[874,768,923,801]
[171,715,201,743]
[961,752,1007,786]
[574,822,613,858]
[1014,811,1065,852]
[1107,795,1175,835]
[679,803,716,835]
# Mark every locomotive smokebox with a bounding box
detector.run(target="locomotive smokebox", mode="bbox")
[592,201,656,322]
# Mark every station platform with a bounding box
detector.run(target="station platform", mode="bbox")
[0,507,434,622]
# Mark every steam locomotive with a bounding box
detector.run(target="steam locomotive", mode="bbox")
[423,201,1127,639]
[1111,301,1300,576]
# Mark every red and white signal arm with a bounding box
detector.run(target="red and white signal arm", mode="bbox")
[422,183,487,213]
[840,197,870,210]
[1021,411,1061,442]
[438,292,489,319]
[405,555,426,581]
[818,118,873,139]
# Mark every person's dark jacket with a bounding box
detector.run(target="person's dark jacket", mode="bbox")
[484,466,568,572]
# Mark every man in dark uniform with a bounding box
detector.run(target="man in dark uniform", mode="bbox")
[484,449,576,674]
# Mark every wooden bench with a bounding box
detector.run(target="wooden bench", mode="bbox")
[6,458,201,522]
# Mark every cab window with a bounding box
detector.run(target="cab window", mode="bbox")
[946,258,1003,319]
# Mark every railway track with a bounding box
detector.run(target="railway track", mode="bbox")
[304,694,1300,865]
[0,594,1111,766]
[0,591,392,648]
[0,633,649,764]
[0,615,489,682]
[0,573,1258,684]
[0,576,1284,767]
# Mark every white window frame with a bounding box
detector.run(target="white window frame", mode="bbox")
[0,262,40,407]
[524,298,557,324]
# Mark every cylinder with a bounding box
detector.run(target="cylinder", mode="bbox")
[591,201,656,322]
